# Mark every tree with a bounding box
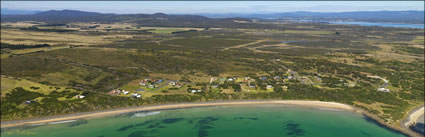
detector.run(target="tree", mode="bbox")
[274,86,283,93]
[232,84,241,92]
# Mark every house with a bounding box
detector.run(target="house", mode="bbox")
[190,89,202,93]
[227,78,234,82]
[169,82,176,86]
[266,85,273,89]
[243,77,251,82]
[260,76,268,81]
[148,85,155,89]
[249,83,256,88]
[109,89,121,95]
[139,82,146,86]
[288,76,293,79]
[122,90,129,95]
[155,79,164,84]
[25,100,32,104]
[273,76,281,80]
[175,84,183,88]
[377,88,390,92]
[75,95,85,99]
[131,93,142,98]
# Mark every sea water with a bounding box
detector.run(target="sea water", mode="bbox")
[1,104,408,137]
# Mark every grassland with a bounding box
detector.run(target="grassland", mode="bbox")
[162,37,255,49]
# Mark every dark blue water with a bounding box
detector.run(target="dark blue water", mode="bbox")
[328,21,424,29]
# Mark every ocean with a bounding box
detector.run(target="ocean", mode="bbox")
[1,104,408,137]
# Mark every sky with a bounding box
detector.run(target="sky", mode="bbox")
[1,1,424,14]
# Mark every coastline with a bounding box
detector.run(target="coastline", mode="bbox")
[401,105,425,136]
[0,100,420,137]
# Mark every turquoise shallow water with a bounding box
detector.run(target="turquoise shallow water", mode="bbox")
[1,105,408,137]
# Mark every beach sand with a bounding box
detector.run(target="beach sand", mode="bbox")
[404,106,425,127]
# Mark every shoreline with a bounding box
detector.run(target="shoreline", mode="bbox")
[0,100,354,128]
[0,100,420,137]
[401,105,425,135]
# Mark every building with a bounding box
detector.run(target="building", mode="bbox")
[266,85,273,89]
[109,89,121,95]
[25,100,32,104]
[282,86,288,91]
[75,95,85,99]
[191,89,202,93]
[148,85,155,89]
[131,93,142,98]
[288,76,293,79]
[249,84,256,88]
[155,79,164,84]
[122,90,129,95]
[377,88,390,92]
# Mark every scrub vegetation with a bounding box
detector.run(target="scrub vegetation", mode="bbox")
[1,10,424,129]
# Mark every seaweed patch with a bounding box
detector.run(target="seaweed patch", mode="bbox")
[162,118,184,124]
[118,120,156,131]
[233,117,258,120]
[194,117,220,137]
[282,121,306,137]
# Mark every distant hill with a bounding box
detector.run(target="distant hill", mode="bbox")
[1,10,258,28]
[199,11,425,24]
[3,9,423,28]
[1,8,42,15]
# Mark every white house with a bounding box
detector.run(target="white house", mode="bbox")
[131,93,141,98]
[191,89,202,93]
[123,90,129,95]
[169,82,176,86]
[266,85,273,89]
[148,85,155,89]
[75,95,85,99]
[377,88,390,92]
